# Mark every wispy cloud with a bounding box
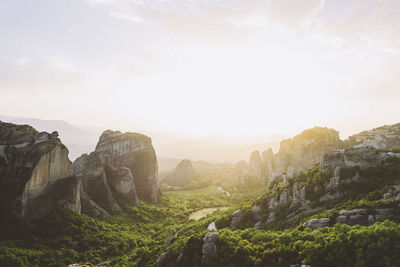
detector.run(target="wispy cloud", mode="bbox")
[0,57,86,93]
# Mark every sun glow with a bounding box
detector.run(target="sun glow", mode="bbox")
[0,0,399,139]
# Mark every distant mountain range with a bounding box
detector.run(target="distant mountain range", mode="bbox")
[0,114,287,165]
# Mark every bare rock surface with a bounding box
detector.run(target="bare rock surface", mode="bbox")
[230,209,244,230]
[73,129,160,215]
[95,130,160,203]
[0,121,80,224]
[202,232,220,256]
[321,146,383,173]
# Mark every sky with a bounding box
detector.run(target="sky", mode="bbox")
[1,0,400,139]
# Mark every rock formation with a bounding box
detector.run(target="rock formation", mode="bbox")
[321,146,384,173]
[261,149,274,183]
[252,205,262,221]
[243,127,341,187]
[73,152,123,213]
[303,208,394,229]
[347,123,400,149]
[95,130,160,203]
[244,126,398,188]
[234,160,249,184]
[73,130,160,214]
[162,159,195,186]
[230,210,244,230]
[274,127,341,177]
[105,165,139,206]
[247,149,275,185]
[249,151,263,182]
[303,218,331,229]
[0,121,80,224]
[202,232,220,257]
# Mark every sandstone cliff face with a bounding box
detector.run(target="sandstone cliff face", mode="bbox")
[95,130,160,203]
[105,166,139,206]
[0,121,80,224]
[73,152,122,213]
[73,130,160,212]
[274,127,341,176]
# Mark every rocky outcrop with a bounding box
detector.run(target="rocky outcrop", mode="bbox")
[202,232,220,257]
[265,183,306,209]
[303,218,331,229]
[230,210,244,230]
[325,167,341,191]
[236,148,275,186]
[156,253,167,266]
[74,152,122,213]
[321,146,384,173]
[381,184,400,201]
[105,165,139,206]
[245,124,400,188]
[262,182,311,226]
[336,208,393,225]
[303,208,395,229]
[235,160,249,184]
[0,121,80,224]
[80,189,109,217]
[73,130,161,214]
[292,183,305,205]
[252,206,262,221]
[163,159,194,186]
[347,123,400,149]
[249,151,263,182]
[275,127,341,177]
[95,130,160,203]
[262,149,274,182]
[208,221,217,231]
[244,127,341,187]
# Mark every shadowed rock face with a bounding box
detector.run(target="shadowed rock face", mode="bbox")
[105,166,139,206]
[95,130,160,203]
[73,152,122,213]
[0,121,80,224]
[73,130,160,210]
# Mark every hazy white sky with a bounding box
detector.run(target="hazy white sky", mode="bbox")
[1,0,400,138]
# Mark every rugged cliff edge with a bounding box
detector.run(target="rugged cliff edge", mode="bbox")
[96,130,160,203]
[244,127,341,185]
[73,130,160,214]
[347,123,400,149]
[0,121,80,224]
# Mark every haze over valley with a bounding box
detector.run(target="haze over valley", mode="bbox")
[1,1,400,267]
